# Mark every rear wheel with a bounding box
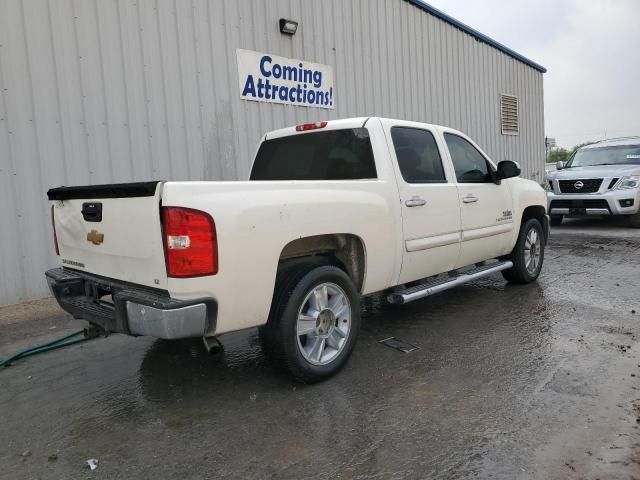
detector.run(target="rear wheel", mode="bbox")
[259,264,360,383]
[502,218,545,284]
[550,215,563,226]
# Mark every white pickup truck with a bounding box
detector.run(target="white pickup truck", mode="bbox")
[47,117,548,382]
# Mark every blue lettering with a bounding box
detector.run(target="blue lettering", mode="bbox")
[257,78,265,97]
[264,78,272,99]
[242,75,256,97]
[313,71,322,88]
[278,86,288,101]
[259,55,272,77]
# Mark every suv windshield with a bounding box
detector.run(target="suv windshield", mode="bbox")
[567,144,640,168]
[250,128,377,180]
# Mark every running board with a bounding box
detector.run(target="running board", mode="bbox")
[387,261,514,305]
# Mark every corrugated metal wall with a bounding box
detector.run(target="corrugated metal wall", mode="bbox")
[0,0,545,306]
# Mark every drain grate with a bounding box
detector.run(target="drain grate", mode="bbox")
[379,337,419,353]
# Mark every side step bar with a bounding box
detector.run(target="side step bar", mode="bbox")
[387,261,513,305]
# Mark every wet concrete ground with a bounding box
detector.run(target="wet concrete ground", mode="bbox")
[1,217,639,479]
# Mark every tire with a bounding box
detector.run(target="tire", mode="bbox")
[550,215,563,226]
[627,212,640,228]
[259,264,360,383]
[502,218,545,284]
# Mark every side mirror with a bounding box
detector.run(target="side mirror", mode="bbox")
[556,161,565,170]
[497,160,521,180]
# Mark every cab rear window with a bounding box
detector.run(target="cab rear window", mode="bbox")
[250,128,377,180]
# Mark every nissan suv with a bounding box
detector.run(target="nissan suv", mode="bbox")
[546,137,640,227]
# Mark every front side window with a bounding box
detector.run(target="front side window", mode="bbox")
[444,133,491,183]
[250,128,377,180]
[390,127,446,183]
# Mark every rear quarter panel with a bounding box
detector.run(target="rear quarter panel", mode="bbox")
[161,180,399,334]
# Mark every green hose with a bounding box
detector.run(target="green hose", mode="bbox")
[0,330,89,367]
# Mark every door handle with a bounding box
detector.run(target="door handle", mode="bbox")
[462,195,478,204]
[405,196,426,207]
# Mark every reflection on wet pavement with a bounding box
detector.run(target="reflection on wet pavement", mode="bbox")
[1,228,639,479]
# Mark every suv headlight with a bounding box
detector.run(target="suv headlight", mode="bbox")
[615,176,640,190]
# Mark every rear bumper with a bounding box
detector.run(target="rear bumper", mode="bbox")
[45,268,217,339]
[547,190,640,216]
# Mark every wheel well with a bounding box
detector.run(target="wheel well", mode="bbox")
[522,205,548,237]
[522,205,546,223]
[278,234,366,292]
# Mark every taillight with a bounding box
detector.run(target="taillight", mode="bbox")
[161,207,217,278]
[295,121,327,132]
[51,205,59,255]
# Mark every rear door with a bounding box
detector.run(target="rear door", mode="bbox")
[49,182,168,289]
[382,120,461,284]
[441,131,514,267]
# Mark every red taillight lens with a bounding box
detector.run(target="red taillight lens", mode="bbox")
[51,205,59,255]
[295,121,328,132]
[161,207,218,278]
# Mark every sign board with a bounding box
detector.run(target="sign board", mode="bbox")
[237,49,334,109]
[545,137,556,148]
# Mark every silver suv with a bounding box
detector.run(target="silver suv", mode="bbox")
[546,137,640,227]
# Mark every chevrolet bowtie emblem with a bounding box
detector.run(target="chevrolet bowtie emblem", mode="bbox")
[86,229,104,245]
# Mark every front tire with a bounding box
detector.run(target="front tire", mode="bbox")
[502,218,545,284]
[259,265,360,383]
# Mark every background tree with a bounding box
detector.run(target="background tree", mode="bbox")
[546,147,570,164]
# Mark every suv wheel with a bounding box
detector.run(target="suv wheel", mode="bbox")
[628,212,640,228]
[550,215,563,226]
[259,265,360,383]
[502,218,545,284]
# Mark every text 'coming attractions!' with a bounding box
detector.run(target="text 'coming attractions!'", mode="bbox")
[237,49,334,109]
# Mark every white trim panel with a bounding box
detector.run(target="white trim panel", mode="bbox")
[462,223,513,242]
[406,232,461,252]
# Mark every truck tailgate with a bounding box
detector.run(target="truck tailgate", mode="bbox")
[48,182,168,290]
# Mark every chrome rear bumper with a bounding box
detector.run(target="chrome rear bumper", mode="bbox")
[45,268,217,339]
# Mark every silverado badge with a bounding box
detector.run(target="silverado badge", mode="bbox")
[87,229,104,245]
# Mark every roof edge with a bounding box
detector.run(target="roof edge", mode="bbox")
[405,0,547,73]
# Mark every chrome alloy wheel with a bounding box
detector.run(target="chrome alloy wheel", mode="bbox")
[524,227,541,274]
[296,282,351,366]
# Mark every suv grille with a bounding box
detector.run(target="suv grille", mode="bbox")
[558,178,602,193]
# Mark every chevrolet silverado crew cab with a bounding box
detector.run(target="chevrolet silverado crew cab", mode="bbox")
[47,117,548,382]
[546,137,640,227]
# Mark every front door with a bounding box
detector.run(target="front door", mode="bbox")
[442,132,514,267]
[383,121,462,284]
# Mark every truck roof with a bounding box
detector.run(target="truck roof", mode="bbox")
[265,117,370,140]
[264,117,456,140]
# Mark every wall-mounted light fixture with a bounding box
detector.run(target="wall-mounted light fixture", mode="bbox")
[279,18,298,35]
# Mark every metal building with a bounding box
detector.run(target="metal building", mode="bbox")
[0,0,546,306]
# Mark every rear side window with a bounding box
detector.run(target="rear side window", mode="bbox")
[250,128,377,180]
[444,133,491,183]
[390,127,446,183]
